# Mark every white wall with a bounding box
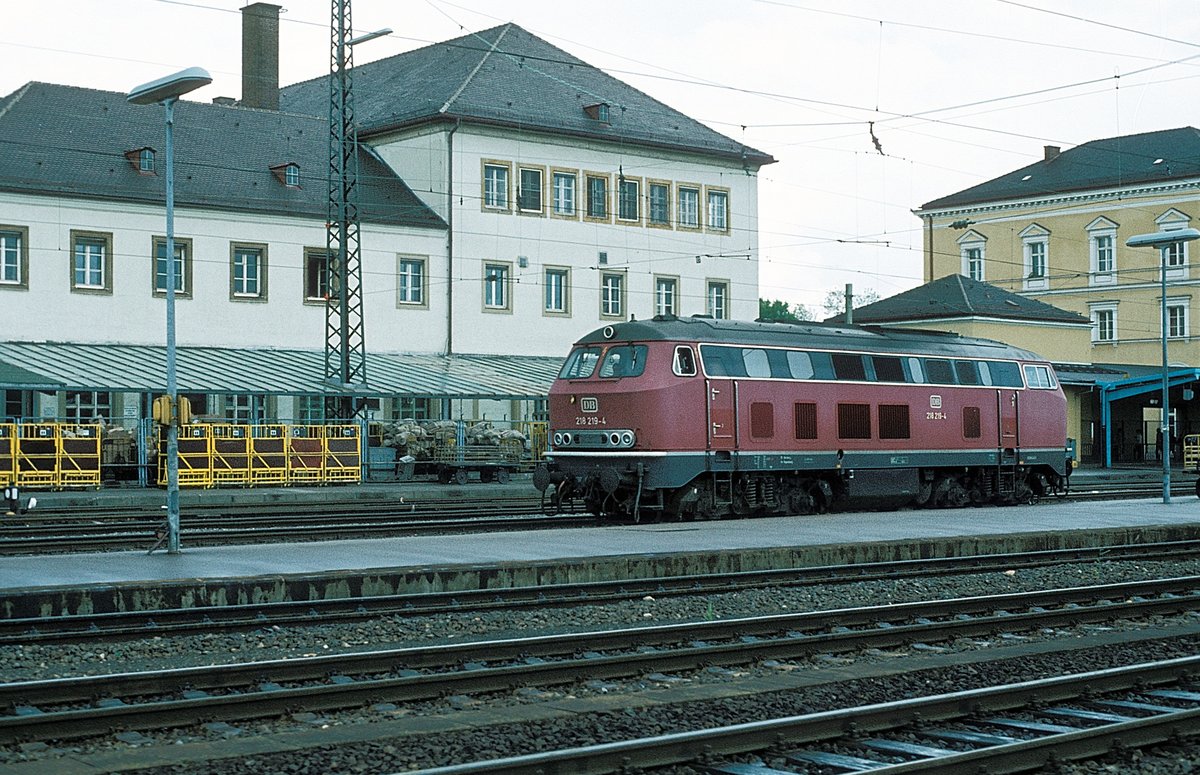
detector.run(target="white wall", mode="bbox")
[373,124,762,358]
[0,192,447,352]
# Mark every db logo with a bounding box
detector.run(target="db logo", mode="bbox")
[929,395,942,409]
[580,397,599,413]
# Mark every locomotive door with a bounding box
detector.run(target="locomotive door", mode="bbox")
[996,389,1020,451]
[706,378,737,450]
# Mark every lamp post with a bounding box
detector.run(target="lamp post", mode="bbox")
[1125,227,1200,504]
[128,67,212,554]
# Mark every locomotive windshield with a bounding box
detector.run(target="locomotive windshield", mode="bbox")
[598,345,648,378]
[559,347,601,379]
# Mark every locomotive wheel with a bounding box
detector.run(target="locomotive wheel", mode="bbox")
[454,468,469,485]
[496,469,511,484]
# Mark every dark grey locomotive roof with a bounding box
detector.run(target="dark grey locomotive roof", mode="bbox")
[576,315,1047,363]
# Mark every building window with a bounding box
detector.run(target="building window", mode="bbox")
[677,185,700,229]
[600,271,625,318]
[552,170,576,216]
[483,261,511,311]
[707,280,729,319]
[617,178,640,222]
[394,397,432,421]
[655,276,678,316]
[153,236,193,297]
[1020,224,1049,290]
[296,395,324,423]
[397,255,427,307]
[65,391,111,423]
[284,164,299,187]
[1086,217,1118,285]
[706,188,729,232]
[304,249,329,301]
[1090,303,1117,343]
[1157,209,1192,280]
[586,174,608,220]
[482,162,510,210]
[965,247,983,280]
[224,394,264,424]
[139,148,155,173]
[518,167,544,213]
[957,230,986,281]
[544,266,569,315]
[1169,300,1189,339]
[0,226,28,289]
[70,231,112,294]
[231,244,266,300]
[648,181,670,226]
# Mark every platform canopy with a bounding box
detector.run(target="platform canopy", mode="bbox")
[0,342,563,400]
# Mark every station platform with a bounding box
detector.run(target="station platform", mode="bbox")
[3,465,1200,620]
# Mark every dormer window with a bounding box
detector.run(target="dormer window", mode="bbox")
[271,162,301,188]
[124,147,156,175]
[583,102,610,123]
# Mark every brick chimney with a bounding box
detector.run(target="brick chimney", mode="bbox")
[241,2,281,110]
[1043,145,1061,162]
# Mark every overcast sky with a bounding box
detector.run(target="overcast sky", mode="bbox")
[5,1,1199,316]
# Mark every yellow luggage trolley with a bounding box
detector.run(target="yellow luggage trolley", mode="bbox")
[250,424,289,485]
[287,425,325,484]
[323,424,361,483]
[59,424,102,488]
[211,425,251,485]
[1184,434,1200,498]
[159,424,214,488]
[0,423,15,487]
[15,423,59,488]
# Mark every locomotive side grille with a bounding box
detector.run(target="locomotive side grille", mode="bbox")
[838,403,872,440]
[750,402,775,439]
[963,405,982,438]
[794,402,817,440]
[878,404,911,439]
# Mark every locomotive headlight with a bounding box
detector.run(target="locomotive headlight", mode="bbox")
[621,432,634,446]
[609,432,620,445]
[553,432,563,446]
[561,433,572,446]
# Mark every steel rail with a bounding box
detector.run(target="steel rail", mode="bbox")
[2,577,1199,744]
[4,539,1200,644]
[398,656,1200,775]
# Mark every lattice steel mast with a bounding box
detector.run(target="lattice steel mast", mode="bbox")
[324,0,367,418]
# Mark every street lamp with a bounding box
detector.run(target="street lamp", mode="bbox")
[128,67,212,554]
[1125,227,1200,504]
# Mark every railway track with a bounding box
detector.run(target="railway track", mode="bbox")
[416,656,1200,775]
[0,494,588,554]
[5,539,1199,644]
[3,576,1198,747]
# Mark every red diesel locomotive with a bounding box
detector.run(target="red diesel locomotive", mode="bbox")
[533,316,1072,520]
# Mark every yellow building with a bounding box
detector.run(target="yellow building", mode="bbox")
[912,128,1200,465]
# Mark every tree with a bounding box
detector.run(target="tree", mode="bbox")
[822,287,880,319]
[758,298,813,322]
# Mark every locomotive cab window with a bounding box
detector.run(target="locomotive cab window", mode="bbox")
[954,360,981,385]
[1023,364,1056,388]
[925,359,956,385]
[559,347,601,379]
[599,345,647,378]
[872,356,905,383]
[673,346,697,376]
[742,348,771,378]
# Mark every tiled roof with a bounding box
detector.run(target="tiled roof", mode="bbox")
[280,24,774,167]
[0,82,445,229]
[918,126,1200,211]
[824,274,1090,325]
